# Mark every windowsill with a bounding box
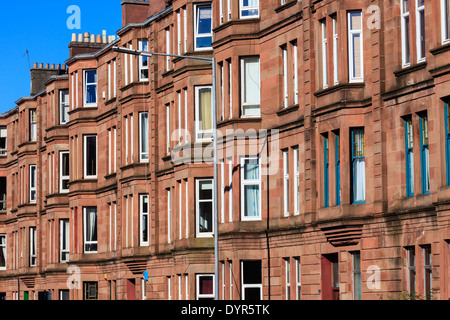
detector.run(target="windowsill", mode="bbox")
[119,81,149,92]
[105,172,117,180]
[314,82,365,98]
[217,116,262,128]
[18,141,37,148]
[430,41,450,55]
[275,0,298,13]
[104,97,117,106]
[162,154,172,162]
[393,61,427,77]
[276,104,299,116]
[212,17,261,33]
[162,69,175,78]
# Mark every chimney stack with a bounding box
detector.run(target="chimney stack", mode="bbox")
[121,0,151,27]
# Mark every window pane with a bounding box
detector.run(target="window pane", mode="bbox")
[352,34,362,78]
[199,202,213,233]
[199,88,212,131]
[244,288,261,300]
[353,158,366,202]
[244,185,260,217]
[243,58,260,105]
[199,180,213,200]
[243,260,262,284]
[199,276,214,295]
[244,159,259,180]
[86,136,97,176]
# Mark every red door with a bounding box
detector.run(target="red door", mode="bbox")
[321,254,339,300]
[127,279,136,300]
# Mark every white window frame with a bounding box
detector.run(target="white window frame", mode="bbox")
[295,257,301,300]
[139,194,150,246]
[229,160,233,222]
[139,112,149,163]
[401,0,411,67]
[239,0,259,19]
[332,17,339,85]
[196,274,215,300]
[240,156,262,221]
[29,165,37,203]
[139,40,149,81]
[194,3,213,51]
[30,109,37,141]
[292,41,299,105]
[221,161,225,223]
[321,20,328,89]
[227,0,232,21]
[166,27,171,71]
[283,150,289,216]
[195,85,214,142]
[83,207,98,253]
[177,10,182,55]
[60,219,70,263]
[282,45,288,108]
[294,147,300,216]
[196,178,215,238]
[166,104,171,155]
[285,258,291,300]
[240,57,261,118]
[442,0,450,44]
[60,89,70,125]
[0,234,6,270]
[241,260,263,300]
[416,0,426,62]
[83,69,97,107]
[348,11,364,83]
[183,7,188,52]
[83,135,97,179]
[59,151,70,193]
[220,0,224,24]
[167,188,171,244]
[29,227,36,267]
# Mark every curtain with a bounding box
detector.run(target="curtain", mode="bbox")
[425,147,430,191]
[141,113,149,156]
[244,160,260,217]
[200,88,212,131]
[354,159,365,202]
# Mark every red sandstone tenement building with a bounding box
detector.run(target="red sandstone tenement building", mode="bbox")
[0,0,450,301]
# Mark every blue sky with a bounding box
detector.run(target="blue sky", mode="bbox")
[0,1,122,113]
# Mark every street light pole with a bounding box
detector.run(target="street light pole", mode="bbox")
[112,46,220,300]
